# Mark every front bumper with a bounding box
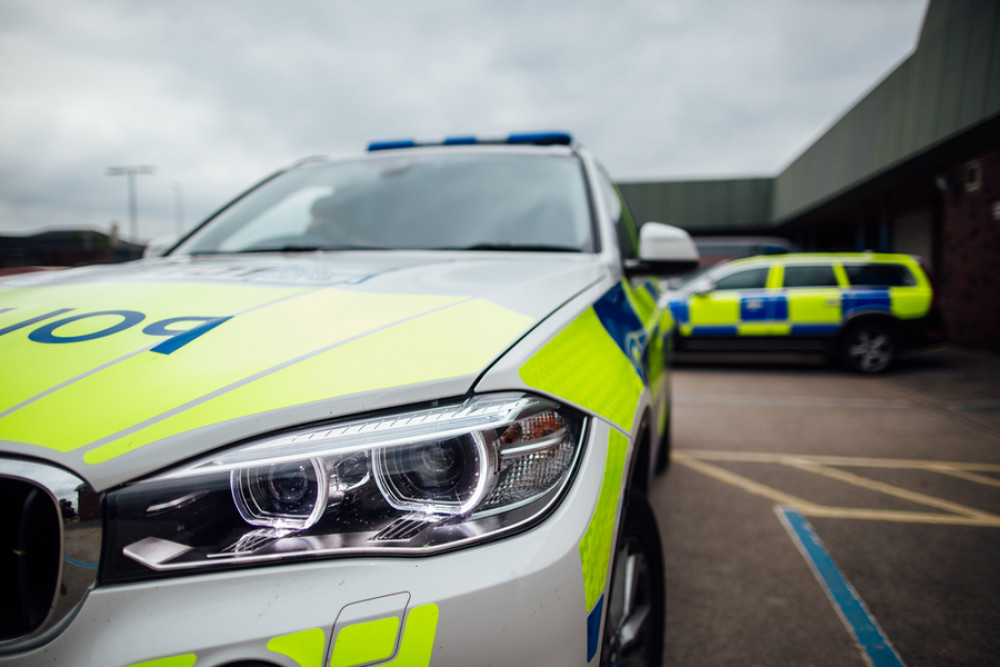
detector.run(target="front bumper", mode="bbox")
[2,421,620,667]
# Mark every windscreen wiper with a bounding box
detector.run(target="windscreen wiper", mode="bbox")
[191,244,388,255]
[437,243,580,253]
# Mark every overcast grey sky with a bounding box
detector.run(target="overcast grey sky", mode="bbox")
[0,0,928,242]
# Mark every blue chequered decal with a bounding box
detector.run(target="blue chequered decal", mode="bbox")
[772,296,789,320]
[667,299,689,324]
[740,294,770,321]
[690,326,739,337]
[843,289,891,317]
[593,282,647,380]
[739,293,788,322]
[586,594,604,661]
[791,324,841,336]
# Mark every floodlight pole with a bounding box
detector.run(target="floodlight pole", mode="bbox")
[107,165,156,242]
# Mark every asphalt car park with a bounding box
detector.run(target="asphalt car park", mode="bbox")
[653,345,1000,666]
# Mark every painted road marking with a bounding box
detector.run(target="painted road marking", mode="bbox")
[677,450,1000,472]
[777,507,906,667]
[931,467,1000,489]
[675,394,916,410]
[673,450,1000,527]
[677,393,1000,414]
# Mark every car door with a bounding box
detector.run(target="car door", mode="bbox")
[779,263,844,336]
[686,265,773,336]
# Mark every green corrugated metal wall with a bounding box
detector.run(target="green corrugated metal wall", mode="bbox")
[773,0,1000,223]
[619,0,1000,233]
[618,179,773,233]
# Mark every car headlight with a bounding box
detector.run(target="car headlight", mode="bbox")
[102,393,584,583]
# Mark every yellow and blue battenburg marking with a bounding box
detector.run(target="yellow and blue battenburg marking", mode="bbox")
[519,282,653,662]
[668,286,901,337]
[580,431,628,662]
[592,282,650,381]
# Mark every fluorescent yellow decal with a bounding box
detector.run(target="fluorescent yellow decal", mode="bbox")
[889,286,932,318]
[330,617,400,667]
[267,628,326,667]
[2,288,461,454]
[623,280,656,324]
[786,288,842,324]
[579,430,628,611]
[84,299,532,464]
[519,309,643,432]
[125,655,197,667]
[766,265,783,288]
[737,323,772,336]
[330,604,438,667]
[688,292,740,326]
[383,604,439,667]
[0,282,301,415]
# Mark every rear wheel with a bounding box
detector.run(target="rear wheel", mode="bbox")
[841,321,895,373]
[601,493,665,667]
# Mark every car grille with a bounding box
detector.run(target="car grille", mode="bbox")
[0,459,101,650]
[0,476,61,640]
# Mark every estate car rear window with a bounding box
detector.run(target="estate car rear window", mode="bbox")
[175,153,595,255]
[844,263,916,287]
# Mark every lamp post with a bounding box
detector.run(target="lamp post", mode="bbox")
[107,165,156,242]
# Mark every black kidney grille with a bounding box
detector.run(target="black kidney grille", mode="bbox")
[0,477,61,642]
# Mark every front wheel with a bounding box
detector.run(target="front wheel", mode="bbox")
[654,416,672,475]
[601,493,666,667]
[841,321,896,373]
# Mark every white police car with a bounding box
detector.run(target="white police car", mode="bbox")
[0,133,698,667]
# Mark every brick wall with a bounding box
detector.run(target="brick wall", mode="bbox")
[939,146,1000,351]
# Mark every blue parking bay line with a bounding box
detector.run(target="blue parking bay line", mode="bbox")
[777,507,906,667]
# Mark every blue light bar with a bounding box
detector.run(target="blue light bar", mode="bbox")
[366,131,573,152]
[367,139,417,152]
[506,131,573,146]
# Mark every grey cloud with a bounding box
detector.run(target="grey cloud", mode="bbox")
[0,0,927,241]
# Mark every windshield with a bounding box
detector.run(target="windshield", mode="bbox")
[667,264,716,290]
[174,152,595,255]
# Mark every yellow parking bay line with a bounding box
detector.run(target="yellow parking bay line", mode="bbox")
[673,450,1000,527]
[789,460,1000,522]
[675,394,916,410]
[672,452,825,512]
[929,467,1000,489]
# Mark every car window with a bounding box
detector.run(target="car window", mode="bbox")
[783,264,839,288]
[844,263,916,287]
[713,267,769,290]
[175,153,595,254]
[597,167,637,259]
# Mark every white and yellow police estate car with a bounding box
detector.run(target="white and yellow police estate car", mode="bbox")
[665,252,945,373]
[0,133,699,667]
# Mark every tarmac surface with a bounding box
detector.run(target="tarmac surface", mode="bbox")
[651,345,1000,667]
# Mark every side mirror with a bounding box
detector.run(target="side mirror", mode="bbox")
[143,234,179,258]
[625,222,700,276]
[689,278,715,296]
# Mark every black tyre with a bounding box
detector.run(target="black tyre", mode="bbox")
[601,492,666,667]
[840,321,895,373]
[653,417,672,475]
